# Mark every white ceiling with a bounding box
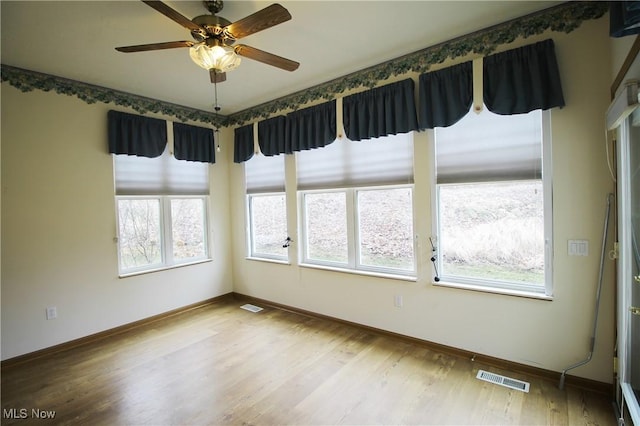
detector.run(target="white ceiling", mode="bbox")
[1,1,560,116]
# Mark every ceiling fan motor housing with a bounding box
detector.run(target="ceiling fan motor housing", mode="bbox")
[192,14,233,43]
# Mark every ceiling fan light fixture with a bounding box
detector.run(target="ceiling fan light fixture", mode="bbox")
[189,43,241,73]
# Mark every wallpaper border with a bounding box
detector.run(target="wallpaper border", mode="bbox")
[0,65,221,125]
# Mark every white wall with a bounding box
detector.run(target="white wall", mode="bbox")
[230,17,616,383]
[1,86,233,360]
[610,33,637,87]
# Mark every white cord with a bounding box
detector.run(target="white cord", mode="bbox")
[619,397,626,426]
[605,124,617,183]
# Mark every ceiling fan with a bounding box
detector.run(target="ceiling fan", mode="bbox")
[115,0,300,83]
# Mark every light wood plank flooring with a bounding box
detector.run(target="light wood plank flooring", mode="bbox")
[1,297,616,425]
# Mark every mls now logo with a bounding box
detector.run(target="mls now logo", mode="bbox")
[2,408,27,419]
[3,408,56,419]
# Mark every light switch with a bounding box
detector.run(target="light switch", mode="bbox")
[568,240,589,256]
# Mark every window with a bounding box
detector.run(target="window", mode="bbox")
[358,187,414,271]
[114,146,210,275]
[245,153,288,261]
[117,196,208,272]
[247,194,288,260]
[117,198,161,269]
[300,186,414,275]
[433,108,552,296]
[303,191,348,264]
[171,198,208,261]
[297,133,415,276]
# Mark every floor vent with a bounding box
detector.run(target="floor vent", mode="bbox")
[240,303,264,313]
[476,370,530,393]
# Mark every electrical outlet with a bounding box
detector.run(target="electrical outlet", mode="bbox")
[46,306,57,320]
[394,295,403,308]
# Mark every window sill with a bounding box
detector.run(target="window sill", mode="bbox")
[299,263,417,282]
[246,256,291,266]
[433,280,553,301]
[119,258,213,278]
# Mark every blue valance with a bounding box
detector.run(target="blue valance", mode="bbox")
[286,100,336,152]
[343,78,419,141]
[108,110,167,158]
[418,62,473,129]
[173,123,215,163]
[234,101,336,163]
[234,40,565,162]
[484,39,565,114]
[258,116,287,156]
[234,124,255,164]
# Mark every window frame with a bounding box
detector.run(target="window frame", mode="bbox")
[116,194,211,276]
[298,184,417,278]
[431,109,553,298]
[245,192,290,263]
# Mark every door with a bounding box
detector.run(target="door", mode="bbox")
[617,111,640,425]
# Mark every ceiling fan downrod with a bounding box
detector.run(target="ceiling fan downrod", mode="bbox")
[203,1,224,15]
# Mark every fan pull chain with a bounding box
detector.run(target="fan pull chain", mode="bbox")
[214,80,221,152]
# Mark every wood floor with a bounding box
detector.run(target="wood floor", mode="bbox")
[1,296,616,425]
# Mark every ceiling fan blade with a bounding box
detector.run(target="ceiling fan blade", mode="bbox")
[141,0,206,36]
[116,40,194,52]
[224,4,291,40]
[235,44,299,72]
[210,70,227,83]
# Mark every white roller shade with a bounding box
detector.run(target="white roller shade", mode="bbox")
[245,153,286,194]
[297,133,414,190]
[435,109,542,184]
[114,145,209,195]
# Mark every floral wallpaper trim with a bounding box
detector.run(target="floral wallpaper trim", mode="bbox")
[226,1,608,126]
[0,65,222,126]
